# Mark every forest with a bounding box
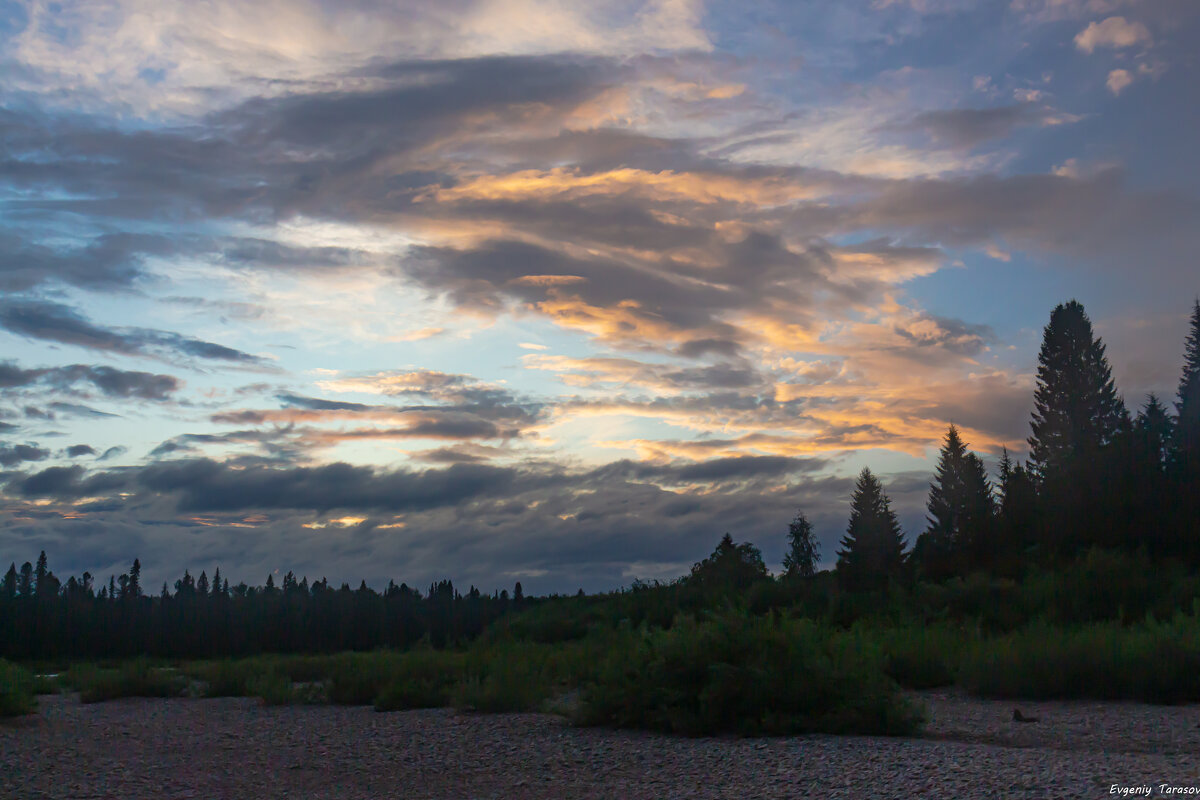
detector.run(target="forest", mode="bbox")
[1,298,1198,736]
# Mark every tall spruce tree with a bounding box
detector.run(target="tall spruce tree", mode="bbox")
[1028,300,1128,479]
[782,511,819,578]
[1174,299,1200,561]
[1134,395,1174,474]
[1027,301,1129,556]
[836,468,906,591]
[1176,299,1200,459]
[914,425,995,580]
[996,448,1037,571]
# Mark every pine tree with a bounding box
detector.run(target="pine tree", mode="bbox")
[836,468,906,591]
[1027,300,1129,556]
[129,559,141,599]
[1177,299,1200,459]
[995,448,1037,569]
[782,511,819,578]
[914,426,994,580]
[1028,300,1128,479]
[1173,299,1200,562]
[689,533,769,593]
[17,563,32,598]
[1134,395,1174,473]
[34,552,48,598]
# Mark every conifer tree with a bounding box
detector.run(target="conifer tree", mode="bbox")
[914,425,994,579]
[17,563,32,598]
[1027,301,1128,556]
[689,533,769,593]
[782,510,820,578]
[1134,395,1174,473]
[1028,300,1128,479]
[837,468,906,591]
[1,564,15,600]
[129,559,141,599]
[34,552,48,598]
[996,448,1037,565]
[1176,299,1200,460]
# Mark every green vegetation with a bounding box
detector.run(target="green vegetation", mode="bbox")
[62,659,189,704]
[577,612,922,737]
[960,614,1200,704]
[0,659,35,716]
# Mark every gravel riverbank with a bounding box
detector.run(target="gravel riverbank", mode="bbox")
[1,690,1198,799]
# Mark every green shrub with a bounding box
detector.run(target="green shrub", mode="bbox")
[192,659,260,697]
[277,654,337,684]
[577,611,924,737]
[30,673,62,695]
[454,657,549,713]
[248,670,295,706]
[327,653,400,706]
[959,615,1200,703]
[78,659,186,704]
[0,660,36,717]
[374,649,463,711]
[871,624,968,690]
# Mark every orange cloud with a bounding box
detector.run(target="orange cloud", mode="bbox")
[423,166,822,206]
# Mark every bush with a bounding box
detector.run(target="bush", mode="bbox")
[327,652,400,706]
[454,656,549,713]
[248,670,296,706]
[867,624,969,690]
[30,673,62,695]
[192,658,260,698]
[374,649,463,711]
[0,660,36,717]
[577,611,924,737]
[959,614,1200,703]
[77,659,187,704]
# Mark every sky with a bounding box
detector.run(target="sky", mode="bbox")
[0,0,1197,594]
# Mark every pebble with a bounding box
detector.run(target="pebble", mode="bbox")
[0,690,1197,798]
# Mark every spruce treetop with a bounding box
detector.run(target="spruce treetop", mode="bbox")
[1176,299,1200,454]
[1028,300,1128,479]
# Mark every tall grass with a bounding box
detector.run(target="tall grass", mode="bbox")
[68,659,188,704]
[374,648,464,711]
[0,659,36,717]
[959,613,1200,703]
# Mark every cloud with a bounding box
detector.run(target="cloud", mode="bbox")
[1074,16,1152,53]
[0,361,180,401]
[522,354,763,393]
[1107,68,1134,95]
[0,231,163,292]
[0,444,51,467]
[66,444,98,458]
[0,300,261,364]
[49,402,120,418]
[98,446,127,461]
[891,104,1072,150]
[6,0,710,115]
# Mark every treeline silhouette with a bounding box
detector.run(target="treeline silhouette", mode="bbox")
[2,298,1198,662]
[0,557,532,660]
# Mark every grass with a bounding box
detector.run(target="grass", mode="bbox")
[374,648,464,711]
[959,613,1200,703]
[64,659,188,704]
[0,659,36,717]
